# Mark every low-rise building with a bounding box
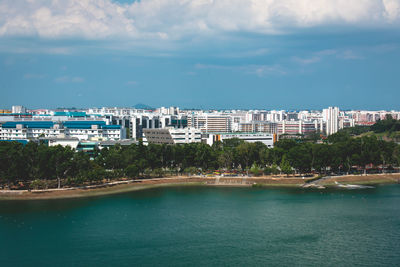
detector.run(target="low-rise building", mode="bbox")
[205,132,275,148]
[98,139,138,150]
[277,120,318,135]
[143,127,202,145]
[0,120,125,141]
[41,136,80,149]
[238,121,278,134]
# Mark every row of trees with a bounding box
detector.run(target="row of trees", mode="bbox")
[315,115,400,140]
[329,115,400,137]
[371,115,400,133]
[1,132,400,188]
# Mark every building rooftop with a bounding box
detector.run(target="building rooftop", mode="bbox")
[1,120,121,130]
[99,139,137,146]
[2,121,54,129]
[54,111,87,117]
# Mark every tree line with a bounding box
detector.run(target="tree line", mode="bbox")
[1,133,400,189]
[330,115,400,137]
[371,115,400,133]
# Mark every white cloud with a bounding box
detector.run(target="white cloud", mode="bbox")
[24,73,46,79]
[383,0,400,21]
[338,50,363,59]
[55,76,84,83]
[126,80,137,86]
[293,48,364,64]
[195,63,286,76]
[0,0,136,39]
[368,43,399,53]
[0,39,76,54]
[316,50,337,56]
[3,57,15,65]
[293,56,322,65]
[219,48,270,58]
[249,65,287,76]
[0,0,399,40]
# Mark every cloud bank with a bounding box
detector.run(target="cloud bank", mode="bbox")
[0,0,399,41]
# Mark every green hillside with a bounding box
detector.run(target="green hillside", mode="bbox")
[329,116,400,143]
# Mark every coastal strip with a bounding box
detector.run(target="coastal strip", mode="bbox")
[0,174,399,200]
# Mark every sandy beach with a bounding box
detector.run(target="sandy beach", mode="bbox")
[0,174,399,200]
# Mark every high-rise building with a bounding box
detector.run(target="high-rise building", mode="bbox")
[323,107,339,135]
[11,105,27,114]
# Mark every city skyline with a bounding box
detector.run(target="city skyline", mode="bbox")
[4,104,400,113]
[1,0,400,110]
[1,3,400,266]
[3,104,399,139]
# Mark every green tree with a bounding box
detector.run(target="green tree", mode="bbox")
[360,136,381,174]
[23,142,39,180]
[270,163,280,175]
[183,166,198,175]
[250,163,262,176]
[0,142,26,185]
[152,168,165,178]
[280,155,292,177]
[125,164,139,178]
[268,147,285,165]
[86,163,107,182]
[70,151,91,178]
[218,147,234,170]
[287,143,312,174]
[275,139,297,151]
[312,144,333,174]
[182,144,197,169]
[103,145,123,170]
[135,158,148,175]
[50,145,74,188]
[222,138,244,148]
[195,143,216,170]
[327,131,351,144]
[393,145,400,167]
[236,142,259,173]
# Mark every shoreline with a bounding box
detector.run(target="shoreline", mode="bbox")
[1,174,399,200]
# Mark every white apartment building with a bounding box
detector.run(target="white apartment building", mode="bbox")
[87,107,145,117]
[143,127,202,145]
[278,120,318,135]
[188,113,232,133]
[323,107,339,135]
[205,132,275,148]
[230,112,250,131]
[0,121,125,141]
[45,137,80,149]
[11,105,27,114]
[157,106,180,115]
[347,110,400,124]
[129,114,162,140]
[239,121,278,134]
[267,110,285,122]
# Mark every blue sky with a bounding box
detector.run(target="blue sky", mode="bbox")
[1,0,400,110]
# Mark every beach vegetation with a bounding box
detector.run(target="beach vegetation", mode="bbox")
[280,155,293,177]
[250,163,262,176]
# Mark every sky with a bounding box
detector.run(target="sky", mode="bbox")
[1,0,400,110]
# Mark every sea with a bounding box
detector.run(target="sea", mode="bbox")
[1,185,400,266]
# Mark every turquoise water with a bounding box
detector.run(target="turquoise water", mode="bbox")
[1,185,400,266]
